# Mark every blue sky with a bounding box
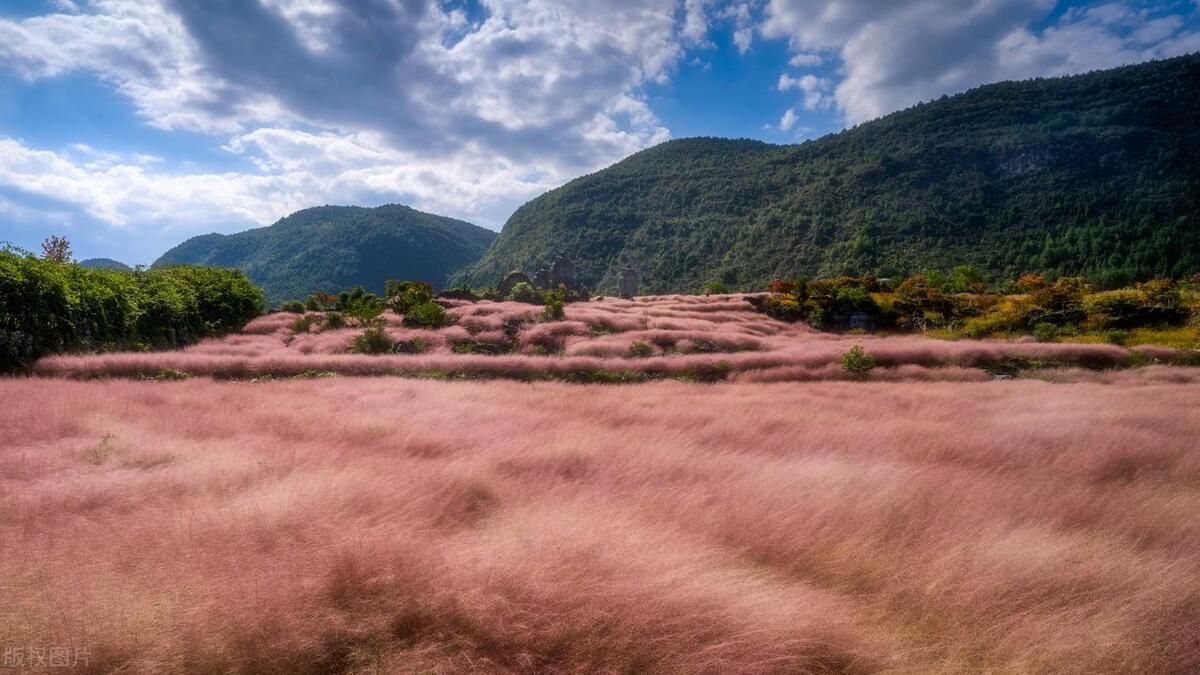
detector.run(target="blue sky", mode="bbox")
[0,0,1197,265]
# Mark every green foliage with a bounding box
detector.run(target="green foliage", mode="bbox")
[0,249,265,371]
[1033,322,1059,342]
[841,345,877,378]
[279,300,306,313]
[154,204,496,304]
[1104,329,1130,346]
[465,55,1200,292]
[290,314,319,333]
[79,258,132,272]
[541,291,566,321]
[349,326,394,354]
[702,281,728,295]
[386,280,434,314]
[507,281,540,304]
[403,301,448,328]
[320,311,347,330]
[338,286,385,326]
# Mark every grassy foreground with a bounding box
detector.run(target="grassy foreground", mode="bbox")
[2,377,1199,673]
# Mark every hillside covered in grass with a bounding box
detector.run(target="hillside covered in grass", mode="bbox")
[465,54,1200,293]
[155,204,497,304]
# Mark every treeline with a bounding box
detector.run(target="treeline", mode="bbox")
[751,268,1199,343]
[1,247,265,371]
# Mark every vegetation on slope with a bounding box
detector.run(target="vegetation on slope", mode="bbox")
[466,54,1200,292]
[1,246,264,371]
[751,270,1200,347]
[155,204,497,304]
[80,257,133,271]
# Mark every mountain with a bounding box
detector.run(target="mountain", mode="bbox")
[80,258,132,271]
[155,204,497,303]
[464,54,1200,292]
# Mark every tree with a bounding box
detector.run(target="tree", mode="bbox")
[41,235,72,263]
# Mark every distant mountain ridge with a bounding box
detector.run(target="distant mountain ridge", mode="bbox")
[155,204,497,303]
[464,53,1200,292]
[80,258,132,271]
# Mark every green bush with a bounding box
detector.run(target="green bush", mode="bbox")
[321,311,347,330]
[386,280,434,314]
[338,286,385,326]
[279,300,306,313]
[349,326,394,354]
[0,249,264,371]
[702,281,728,295]
[541,291,566,321]
[403,301,448,328]
[290,314,319,333]
[841,344,877,378]
[1032,322,1059,342]
[507,281,540,304]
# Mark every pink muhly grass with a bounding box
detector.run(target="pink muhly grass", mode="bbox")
[2,378,1199,672]
[25,293,1194,382]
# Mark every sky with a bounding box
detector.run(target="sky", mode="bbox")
[0,0,1198,265]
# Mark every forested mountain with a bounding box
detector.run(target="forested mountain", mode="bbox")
[80,258,132,271]
[155,204,496,303]
[465,54,1200,292]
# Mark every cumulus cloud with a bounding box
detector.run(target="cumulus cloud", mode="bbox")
[762,0,1200,123]
[0,0,717,255]
[778,72,833,110]
[778,107,798,130]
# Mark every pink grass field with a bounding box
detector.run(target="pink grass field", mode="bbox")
[6,293,1200,672]
[2,375,1200,673]
[29,294,1200,382]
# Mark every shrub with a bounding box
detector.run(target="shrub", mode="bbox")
[349,326,394,354]
[339,287,386,327]
[702,281,728,295]
[627,341,654,358]
[1016,274,1047,293]
[306,292,338,311]
[541,292,566,321]
[768,279,797,295]
[403,301,448,328]
[841,345,877,378]
[507,281,540,304]
[0,249,264,371]
[386,280,435,314]
[280,300,306,313]
[321,312,347,330]
[290,314,319,334]
[756,294,803,322]
[1033,322,1059,342]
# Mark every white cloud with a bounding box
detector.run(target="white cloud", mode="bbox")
[0,0,730,253]
[761,0,1200,124]
[788,52,822,66]
[778,107,798,130]
[778,73,833,110]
